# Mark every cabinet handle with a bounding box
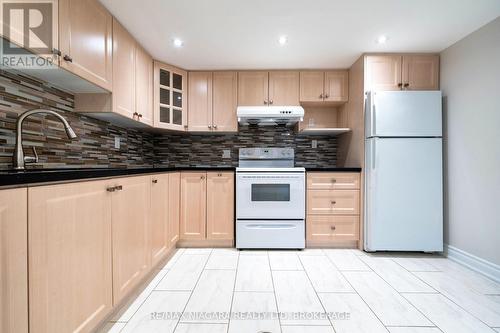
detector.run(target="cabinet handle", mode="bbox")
[152,179,158,184]
[269,100,273,104]
[63,54,73,62]
[324,94,329,99]
[218,173,222,176]
[201,176,205,180]
[115,185,123,191]
[138,113,143,118]
[404,83,410,88]
[106,186,116,192]
[319,93,324,99]
[263,100,268,105]
[213,124,217,129]
[52,48,61,56]
[331,200,336,205]
[331,179,336,183]
[398,83,403,88]
[331,225,336,231]
[208,125,212,129]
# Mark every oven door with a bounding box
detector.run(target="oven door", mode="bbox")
[236,172,305,219]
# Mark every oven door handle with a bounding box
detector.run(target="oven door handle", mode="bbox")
[245,224,298,230]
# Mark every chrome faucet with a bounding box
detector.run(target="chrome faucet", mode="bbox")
[13,109,78,170]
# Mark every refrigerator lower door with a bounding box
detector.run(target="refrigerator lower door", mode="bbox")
[365,137,443,251]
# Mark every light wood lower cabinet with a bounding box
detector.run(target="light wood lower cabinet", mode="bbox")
[180,172,207,240]
[207,172,234,240]
[150,174,169,267]
[28,181,113,333]
[306,172,361,247]
[168,173,181,246]
[180,171,234,244]
[111,176,151,304]
[0,188,28,333]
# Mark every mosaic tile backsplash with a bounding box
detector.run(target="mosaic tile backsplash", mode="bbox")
[0,70,337,170]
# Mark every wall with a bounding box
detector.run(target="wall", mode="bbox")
[0,70,154,170]
[440,17,500,265]
[0,70,338,170]
[154,125,337,167]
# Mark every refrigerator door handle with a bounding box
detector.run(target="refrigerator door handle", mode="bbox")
[367,91,376,137]
[371,139,376,170]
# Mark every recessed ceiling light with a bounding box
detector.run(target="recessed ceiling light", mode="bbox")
[278,35,288,46]
[376,35,388,44]
[173,38,184,47]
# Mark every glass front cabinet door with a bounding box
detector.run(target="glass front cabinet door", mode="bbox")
[153,61,187,130]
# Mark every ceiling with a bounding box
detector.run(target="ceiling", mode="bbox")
[99,0,500,70]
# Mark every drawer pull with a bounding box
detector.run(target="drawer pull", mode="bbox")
[106,186,116,192]
[115,185,123,191]
[330,225,336,231]
[331,200,336,205]
[331,179,336,183]
[152,179,158,184]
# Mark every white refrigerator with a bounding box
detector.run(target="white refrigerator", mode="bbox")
[364,91,443,252]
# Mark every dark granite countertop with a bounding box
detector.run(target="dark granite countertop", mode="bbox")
[305,167,362,172]
[0,166,236,189]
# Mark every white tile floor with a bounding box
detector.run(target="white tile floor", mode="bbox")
[99,248,500,333]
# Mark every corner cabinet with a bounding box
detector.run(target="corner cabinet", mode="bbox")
[0,188,28,333]
[154,61,187,131]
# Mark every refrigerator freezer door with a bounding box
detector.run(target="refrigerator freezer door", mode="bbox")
[365,137,443,251]
[365,91,442,138]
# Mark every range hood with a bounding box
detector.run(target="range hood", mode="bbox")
[237,106,304,126]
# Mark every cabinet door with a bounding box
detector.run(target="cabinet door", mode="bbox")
[168,173,181,247]
[269,71,300,105]
[402,55,439,90]
[324,70,349,102]
[154,61,187,131]
[238,71,269,106]
[206,172,234,240]
[59,0,113,91]
[135,44,153,125]
[0,188,28,333]
[188,72,213,131]
[150,174,169,267]
[180,172,207,240]
[111,176,151,304]
[112,18,136,119]
[28,181,112,333]
[365,55,402,91]
[299,71,324,102]
[212,71,238,132]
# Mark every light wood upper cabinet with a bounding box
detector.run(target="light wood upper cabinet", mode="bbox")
[325,71,349,102]
[28,181,112,333]
[135,44,153,125]
[0,188,28,333]
[212,71,238,132]
[238,71,269,106]
[150,174,169,267]
[206,172,234,240]
[188,72,213,131]
[112,18,136,119]
[402,55,439,90]
[111,176,151,304]
[268,71,300,105]
[154,61,187,131]
[168,173,181,247]
[300,71,349,103]
[59,0,113,91]
[180,172,207,240]
[365,54,439,91]
[299,71,325,102]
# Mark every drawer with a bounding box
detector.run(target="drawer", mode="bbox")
[307,215,359,241]
[307,172,360,190]
[307,190,360,215]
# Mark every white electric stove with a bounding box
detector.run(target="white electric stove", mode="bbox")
[236,148,305,249]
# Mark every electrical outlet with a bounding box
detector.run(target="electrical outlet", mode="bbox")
[114,136,120,149]
[222,149,231,159]
[312,140,318,149]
